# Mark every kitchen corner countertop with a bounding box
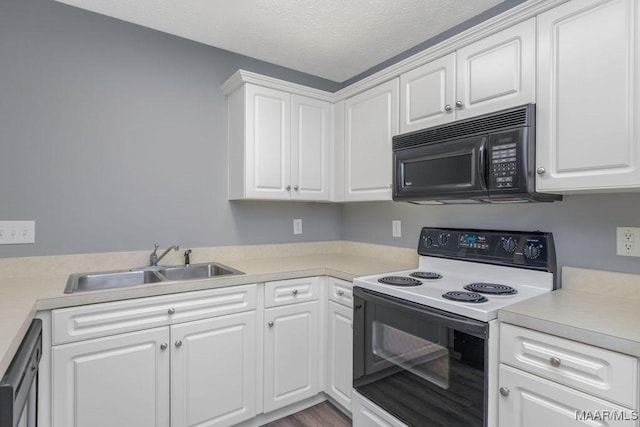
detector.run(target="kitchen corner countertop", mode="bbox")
[0,252,416,376]
[499,289,640,357]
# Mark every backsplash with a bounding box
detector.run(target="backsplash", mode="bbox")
[342,193,640,276]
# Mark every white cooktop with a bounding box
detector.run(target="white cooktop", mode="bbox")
[354,256,554,322]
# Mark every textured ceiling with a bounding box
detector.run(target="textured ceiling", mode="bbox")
[53,0,505,82]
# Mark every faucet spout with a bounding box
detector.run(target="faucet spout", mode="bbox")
[149,243,180,266]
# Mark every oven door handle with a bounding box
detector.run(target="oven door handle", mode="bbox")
[355,287,489,338]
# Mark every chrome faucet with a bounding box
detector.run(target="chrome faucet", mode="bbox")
[149,243,179,266]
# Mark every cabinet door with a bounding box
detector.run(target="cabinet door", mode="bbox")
[344,78,399,201]
[264,301,320,412]
[400,53,455,132]
[536,0,640,192]
[245,84,291,199]
[52,327,170,427]
[499,364,638,427]
[171,311,257,427]
[291,95,331,201]
[326,301,353,412]
[456,18,535,119]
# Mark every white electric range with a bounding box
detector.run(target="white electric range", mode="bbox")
[352,227,557,427]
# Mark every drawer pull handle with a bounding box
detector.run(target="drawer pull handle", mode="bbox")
[268,321,274,327]
[337,290,345,296]
[550,357,561,367]
[499,387,510,397]
[167,308,176,315]
[175,340,183,348]
[160,343,168,351]
[292,289,299,295]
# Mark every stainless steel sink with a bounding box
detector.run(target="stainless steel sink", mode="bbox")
[158,263,243,281]
[64,262,244,293]
[65,270,164,293]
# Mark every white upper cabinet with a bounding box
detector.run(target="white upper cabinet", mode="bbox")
[400,53,455,132]
[228,83,331,201]
[399,18,535,133]
[456,18,535,119]
[291,94,331,200]
[536,0,640,193]
[344,78,399,201]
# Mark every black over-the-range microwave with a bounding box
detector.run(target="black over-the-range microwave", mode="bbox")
[392,104,561,204]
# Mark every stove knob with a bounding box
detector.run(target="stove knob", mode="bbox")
[424,236,434,247]
[502,237,517,253]
[438,233,449,245]
[524,244,541,259]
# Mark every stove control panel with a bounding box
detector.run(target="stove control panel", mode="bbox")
[418,227,556,274]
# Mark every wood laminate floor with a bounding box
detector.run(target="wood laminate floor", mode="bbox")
[263,402,352,427]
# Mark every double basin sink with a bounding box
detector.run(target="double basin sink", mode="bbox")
[65,263,244,293]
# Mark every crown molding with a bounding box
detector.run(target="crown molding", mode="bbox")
[221,0,570,102]
[220,69,335,102]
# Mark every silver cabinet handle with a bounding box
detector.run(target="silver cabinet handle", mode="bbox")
[337,290,345,296]
[455,100,464,108]
[175,340,183,348]
[444,104,452,112]
[160,343,168,351]
[550,357,561,367]
[499,387,510,397]
[293,185,299,190]
[286,185,291,191]
[167,308,175,315]
[537,167,546,175]
[292,289,298,295]
[268,321,274,327]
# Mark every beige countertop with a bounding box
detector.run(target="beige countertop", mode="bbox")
[499,266,640,357]
[0,243,417,376]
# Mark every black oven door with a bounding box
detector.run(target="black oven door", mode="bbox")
[353,287,488,427]
[393,136,488,202]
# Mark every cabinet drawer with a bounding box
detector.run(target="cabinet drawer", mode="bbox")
[53,284,257,344]
[328,278,353,307]
[499,364,638,427]
[264,277,319,308]
[500,323,638,408]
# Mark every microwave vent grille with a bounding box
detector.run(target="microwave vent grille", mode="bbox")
[393,105,530,150]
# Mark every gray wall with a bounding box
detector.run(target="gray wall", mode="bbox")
[342,194,640,276]
[0,0,342,257]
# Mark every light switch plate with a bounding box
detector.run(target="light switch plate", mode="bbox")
[0,221,35,244]
[392,220,401,237]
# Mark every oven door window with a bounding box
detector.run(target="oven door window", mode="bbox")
[354,289,487,427]
[372,321,450,389]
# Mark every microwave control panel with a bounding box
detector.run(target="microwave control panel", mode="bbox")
[490,142,518,188]
[489,128,525,190]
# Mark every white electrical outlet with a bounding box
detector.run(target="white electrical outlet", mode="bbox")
[392,220,402,237]
[293,219,302,235]
[0,221,35,244]
[616,227,640,256]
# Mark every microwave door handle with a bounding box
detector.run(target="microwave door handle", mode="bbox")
[478,139,488,190]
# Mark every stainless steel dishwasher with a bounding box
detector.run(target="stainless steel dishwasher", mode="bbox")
[0,319,42,427]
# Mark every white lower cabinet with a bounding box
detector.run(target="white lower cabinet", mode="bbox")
[51,285,259,427]
[499,323,640,427]
[325,278,353,412]
[499,364,637,427]
[52,327,171,427]
[171,311,257,427]
[263,300,320,413]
